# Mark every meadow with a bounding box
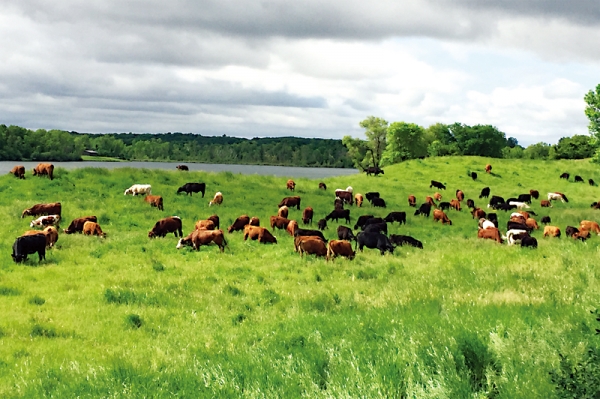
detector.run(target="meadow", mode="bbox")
[0,156,599,398]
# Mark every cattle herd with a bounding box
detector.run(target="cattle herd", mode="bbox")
[9,163,600,264]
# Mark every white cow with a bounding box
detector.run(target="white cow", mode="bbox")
[209,192,223,206]
[548,192,568,203]
[478,218,496,230]
[124,184,152,196]
[30,215,60,228]
[508,201,530,209]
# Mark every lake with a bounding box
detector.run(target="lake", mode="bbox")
[1,161,358,179]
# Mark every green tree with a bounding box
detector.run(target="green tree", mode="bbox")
[425,123,459,156]
[382,122,427,164]
[523,142,552,159]
[342,116,388,170]
[584,84,600,162]
[450,123,507,158]
[554,135,596,159]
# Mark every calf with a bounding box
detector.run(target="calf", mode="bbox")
[574,175,584,183]
[449,199,461,211]
[297,236,327,258]
[541,216,551,224]
[22,202,62,218]
[12,234,46,263]
[30,215,60,228]
[543,226,561,238]
[243,225,277,244]
[589,179,596,186]
[148,216,183,238]
[144,195,164,211]
[521,236,538,248]
[530,190,539,199]
[209,192,223,206]
[43,226,59,248]
[64,216,97,234]
[83,221,106,238]
[471,172,478,180]
[477,227,503,243]
[438,202,451,211]
[326,240,355,261]
[371,197,386,208]
[302,207,314,225]
[287,179,296,191]
[383,211,406,224]
[479,187,490,199]
[356,232,394,255]
[541,200,552,208]
[319,182,327,190]
[124,184,151,196]
[434,192,442,201]
[228,215,250,233]
[485,164,492,173]
[355,194,364,207]
[325,209,350,224]
[176,182,206,197]
[177,229,227,252]
[414,203,432,217]
[559,172,570,180]
[433,209,452,225]
[430,180,446,190]
[270,216,291,231]
[408,195,416,207]
[279,196,301,209]
[389,234,423,249]
[317,219,327,231]
[337,226,356,241]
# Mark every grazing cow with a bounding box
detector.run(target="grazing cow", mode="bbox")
[565,226,579,238]
[363,222,388,235]
[425,196,436,206]
[449,199,461,211]
[471,208,486,219]
[362,217,385,229]
[353,215,374,230]
[414,203,432,217]
[574,230,591,241]
[509,201,530,209]
[530,190,539,199]
[287,220,299,236]
[335,190,353,205]
[144,195,164,211]
[485,164,492,174]
[302,207,314,225]
[365,192,380,204]
[389,234,423,249]
[579,220,600,235]
[287,179,296,191]
[228,215,250,233]
[505,229,529,246]
[249,217,260,226]
[33,163,54,180]
[433,209,452,225]
[548,192,568,203]
[195,219,216,230]
[384,211,406,224]
[479,218,495,230]
[543,226,561,238]
[408,195,416,207]
[317,219,327,231]
[560,172,569,180]
[294,228,327,243]
[456,190,464,202]
[9,165,25,179]
[507,221,531,233]
[372,197,386,208]
[326,240,356,261]
[297,237,328,258]
[356,232,394,255]
[496,203,517,212]
[177,182,206,197]
[334,198,344,210]
[479,187,491,199]
[365,166,384,176]
[207,215,220,229]
[243,225,277,244]
[176,164,189,171]
[325,209,350,224]
[355,194,364,207]
[487,212,498,224]
[541,200,552,208]
[42,226,59,248]
[466,199,475,209]
[270,216,291,231]
[30,215,60,228]
[521,236,538,248]
[471,172,478,180]
[430,180,446,190]
[176,229,227,252]
[477,228,503,243]
[517,194,532,204]
[279,196,301,209]
[278,206,289,218]
[148,216,183,238]
[525,218,539,230]
[337,226,356,241]
[439,202,451,211]
[12,234,46,263]
[589,179,595,186]
[64,216,97,234]
[124,184,152,196]
[434,192,442,201]
[592,202,600,210]
[541,216,551,224]
[22,202,62,218]
[209,192,223,206]
[83,221,106,238]
[574,175,584,183]
[319,182,327,190]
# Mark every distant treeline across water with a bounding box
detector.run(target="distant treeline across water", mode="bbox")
[0,125,353,168]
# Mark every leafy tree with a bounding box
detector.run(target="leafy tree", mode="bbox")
[450,123,507,158]
[343,116,388,170]
[501,145,524,159]
[523,142,552,159]
[554,135,596,159]
[584,84,600,162]
[425,123,459,156]
[382,122,427,164]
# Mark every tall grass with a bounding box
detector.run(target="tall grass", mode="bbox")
[0,156,598,397]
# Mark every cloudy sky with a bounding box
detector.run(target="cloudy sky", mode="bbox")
[1,1,599,145]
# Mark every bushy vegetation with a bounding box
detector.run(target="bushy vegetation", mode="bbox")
[0,156,599,397]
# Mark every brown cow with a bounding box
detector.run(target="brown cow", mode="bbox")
[249,217,260,226]
[22,227,59,248]
[434,192,442,201]
[302,207,313,225]
[579,220,600,235]
[530,189,539,199]
[408,195,416,207]
[355,194,363,207]
[9,165,25,179]
[33,163,54,180]
[176,229,227,252]
[270,216,291,231]
[543,226,561,238]
[326,240,355,261]
[449,199,461,211]
[433,209,452,225]
[287,179,296,191]
[477,227,502,243]
[207,215,220,229]
[335,190,353,205]
[228,215,250,233]
[64,216,97,234]
[517,211,530,219]
[287,220,298,236]
[176,164,189,171]
[297,236,327,258]
[243,225,277,244]
[334,198,344,210]
[425,196,436,206]
[540,200,552,208]
[195,219,216,230]
[456,190,464,202]
[574,229,591,241]
[83,221,106,238]
[144,195,164,211]
[485,164,492,174]
[278,206,289,218]
[525,218,539,230]
[279,196,301,210]
[319,182,327,190]
[471,208,486,219]
[148,216,183,238]
[209,192,223,206]
[22,202,61,218]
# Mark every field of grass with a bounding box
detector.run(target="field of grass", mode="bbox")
[0,156,599,398]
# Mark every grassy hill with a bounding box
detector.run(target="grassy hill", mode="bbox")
[0,156,599,398]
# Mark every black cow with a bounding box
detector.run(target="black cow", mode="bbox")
[12,235,46,263]
[507,221,531,233]
[177,182,206,197]
[486,213,499,228]
[438,202,451,211]
[488,195,505,208]
[497,203,517,212]
[317,219,327,230]
[520,236,538,248]
[479,187,490,199]
[414,203,432,217]
[574,175,584,183]
[560,172,569,180]
[589,179,595,186]
[294,228,327,242]
[356,232,394,255]
[466,199,475,209]
[565,226,579,237]
[353,215,374,230]
[541,216,551,224]
[517,194,532,204]
[365,192,380,203]
[325,209,350,224]
[371,197,386,208]
[430,180,446,190]
[471,172,477,180]
[363,222,388,235]
[337,226,356,241]
[383,211,406,224]
[361,217,385,229]
[365,166,384,176]
[334,198,344,209]
[389,234,423,249]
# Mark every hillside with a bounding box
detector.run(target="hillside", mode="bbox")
[0,156,599,398]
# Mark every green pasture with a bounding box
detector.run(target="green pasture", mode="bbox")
[0,156,598,398]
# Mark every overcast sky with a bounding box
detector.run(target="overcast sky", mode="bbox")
[1,1,599,145]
